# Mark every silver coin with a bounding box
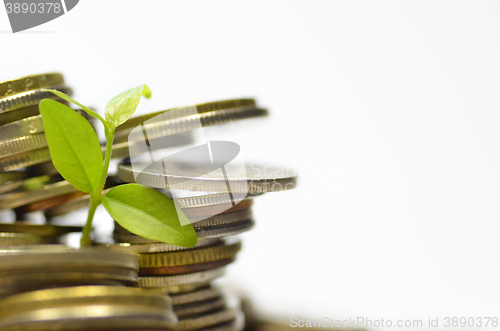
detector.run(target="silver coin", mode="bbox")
[138,267,226,288]
[117,162,297,193]
[170,286,223,306]
[174,295,227,318]
[97,238,223,254]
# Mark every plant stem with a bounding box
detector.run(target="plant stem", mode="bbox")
[79,125,115,247]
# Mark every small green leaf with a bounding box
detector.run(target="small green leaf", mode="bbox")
[102,184,197,247]
[105,85,151,128]
[39,99,103,193]
[40,89,106,126]
[23,175,50,191]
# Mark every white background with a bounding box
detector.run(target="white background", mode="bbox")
[2,1,500,328]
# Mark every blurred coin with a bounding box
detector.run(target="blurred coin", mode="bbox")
[178,307,238,331]
[0,148,50,171]
[138,267,226,288]
[0,171,25,184]
[0,286,172,317]
[0,224,81,237]
[174,295,227,318]
[117,162,297,193]
[0,179,77,210]
[15,191,86,215]
[0,305,178,331]
[170,285,222,306]
[0,232,54,246]
[0,73,64,100]
[0,180,22,195]
[96,238,222,254]
[111,132,195,159]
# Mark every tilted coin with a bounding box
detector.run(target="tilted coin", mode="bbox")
[177,307,238,331]
[114,220,255,244]
[0,170,25,184]
[115,106,268,143]
[0,305,178,331]
[0,250,138,271]
[0,147,51,171]
[138,267,226,288]
[174,295,227,318]
[111,132,195,159]
[0,286,172,318]
[169,285,223,306]
[182,199,253,218]
[0,115,44,142]
[117,162,297,193]
[0,85,71,114]
[139,258,235,276]
[0,179,77,210]
[96,238,223,254]
[0,224,82,237]
[116,99,257,132]
[0,105,39,126]
[138,241,241,268]
[0,73,64,100]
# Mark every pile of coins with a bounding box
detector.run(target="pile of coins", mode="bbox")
[0,72,298,331]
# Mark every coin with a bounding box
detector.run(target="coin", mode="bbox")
[115,106,268,144]
[170,285,222,306]
[96,238,223,254]
[0,305,178,331]
[0,148,51,171]
[114,220,255,243]
[0,180,23,195]
[0,133,47,157]
[174,295,227,318]
[0,224,82,237]
[0,286,172,318]
[0,85,71,115]
[117,162,297,193]
[111,132,195,159]
[138,267,226,288]
[139,258,235,276]
[0,250,138,271]
[0,115,45,142]
[116,99,257,132]
[0,170,25,184]
[177,307,238,331]
[0,179,77,210]
[15,191,86,215]
[0,73,64,100]
[0,232,54,247]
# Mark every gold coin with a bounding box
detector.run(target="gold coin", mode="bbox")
[0,305,178,331]
[96,238,222,254]
[170,285,222,306]
[174,295,226,318]
[0,224,82,237]
[0,180,22,195]
[0,170,25,184]
[0,286,172,318]
[138,241,241,268]
[0,232,54,247]
[0,73,64,100]
[178,307,238,331]
[0,148,51,171]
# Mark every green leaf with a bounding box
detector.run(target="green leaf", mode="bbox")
[40,89,106,126]
[105,85,151,128]
[39,99,103,193]
[102,184,197,247]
